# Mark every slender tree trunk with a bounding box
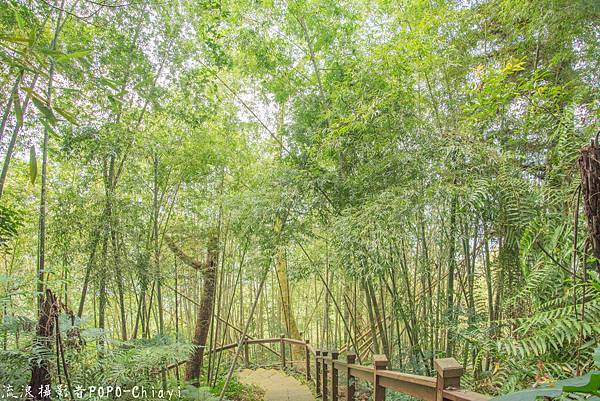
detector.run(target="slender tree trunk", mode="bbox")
[363,279,380,355]
[445,195,458,356]
[274,236,302,356]
[420,213,435,372]
[174,255,180,381]
[483,229,494,371]
[37,123,49,313]
[78,232,100,318]
[368,281,390,363]
[111,216,127,341]
[98,236,108,351]
[36,0,66,312]
[154,154,164,336]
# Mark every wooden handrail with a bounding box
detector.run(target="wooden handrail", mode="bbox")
[348,364,374,383]
[189,337,491,401]
[284,338,308,346]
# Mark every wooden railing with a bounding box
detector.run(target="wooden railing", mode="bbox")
[211,335,491,401]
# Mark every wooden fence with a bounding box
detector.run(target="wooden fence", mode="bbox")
[211,336,491,401]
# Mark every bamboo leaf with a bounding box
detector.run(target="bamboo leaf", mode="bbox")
[13,9,25,31]
[99,77,121,90]
[490,388,562,401]
[38,48,64,57]
[0,35,32,44]
[31,97,56,125]
[563,373,600,394]
[13,92,23,126]
[28,146,37,185]
[53,106,78,125]
[40,118,56,137]
[56,49,92,62]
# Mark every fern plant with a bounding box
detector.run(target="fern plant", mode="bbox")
[462,273,600,395]
[490,347,600,400]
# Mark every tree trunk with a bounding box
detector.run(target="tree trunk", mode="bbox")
[29,289,58,401]
[579,140,600,273]
[78,231,100,318]
[185,233,218,383]
[275,242,302,356]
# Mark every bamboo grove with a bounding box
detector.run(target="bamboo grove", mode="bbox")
[0,0,598,399]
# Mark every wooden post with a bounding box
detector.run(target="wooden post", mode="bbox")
[243,336,250,368]
[373,354,388,401]
[434,358,463,401]
[322,351,329,401]
[330,350,339,401]
[346,352,356,401]
[280,334,286,369]
[316,350,321,396]
[305,340,311,381]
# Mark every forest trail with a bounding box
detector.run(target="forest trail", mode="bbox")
[237,368,315,401]
[1,0,598,400]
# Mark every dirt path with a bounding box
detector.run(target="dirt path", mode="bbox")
[237,368,315,401]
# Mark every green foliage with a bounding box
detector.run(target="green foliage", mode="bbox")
[208,376,264,401]
[0,0,597,399]
[461,274,600,394]
[491,350,600,400]
[179,385,221,401]
[0,349,30,387]
[0,204,23,248]
[64,336,195,387]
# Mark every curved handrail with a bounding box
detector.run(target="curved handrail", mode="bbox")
[284,338,307,346]
[209,337,303,354]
